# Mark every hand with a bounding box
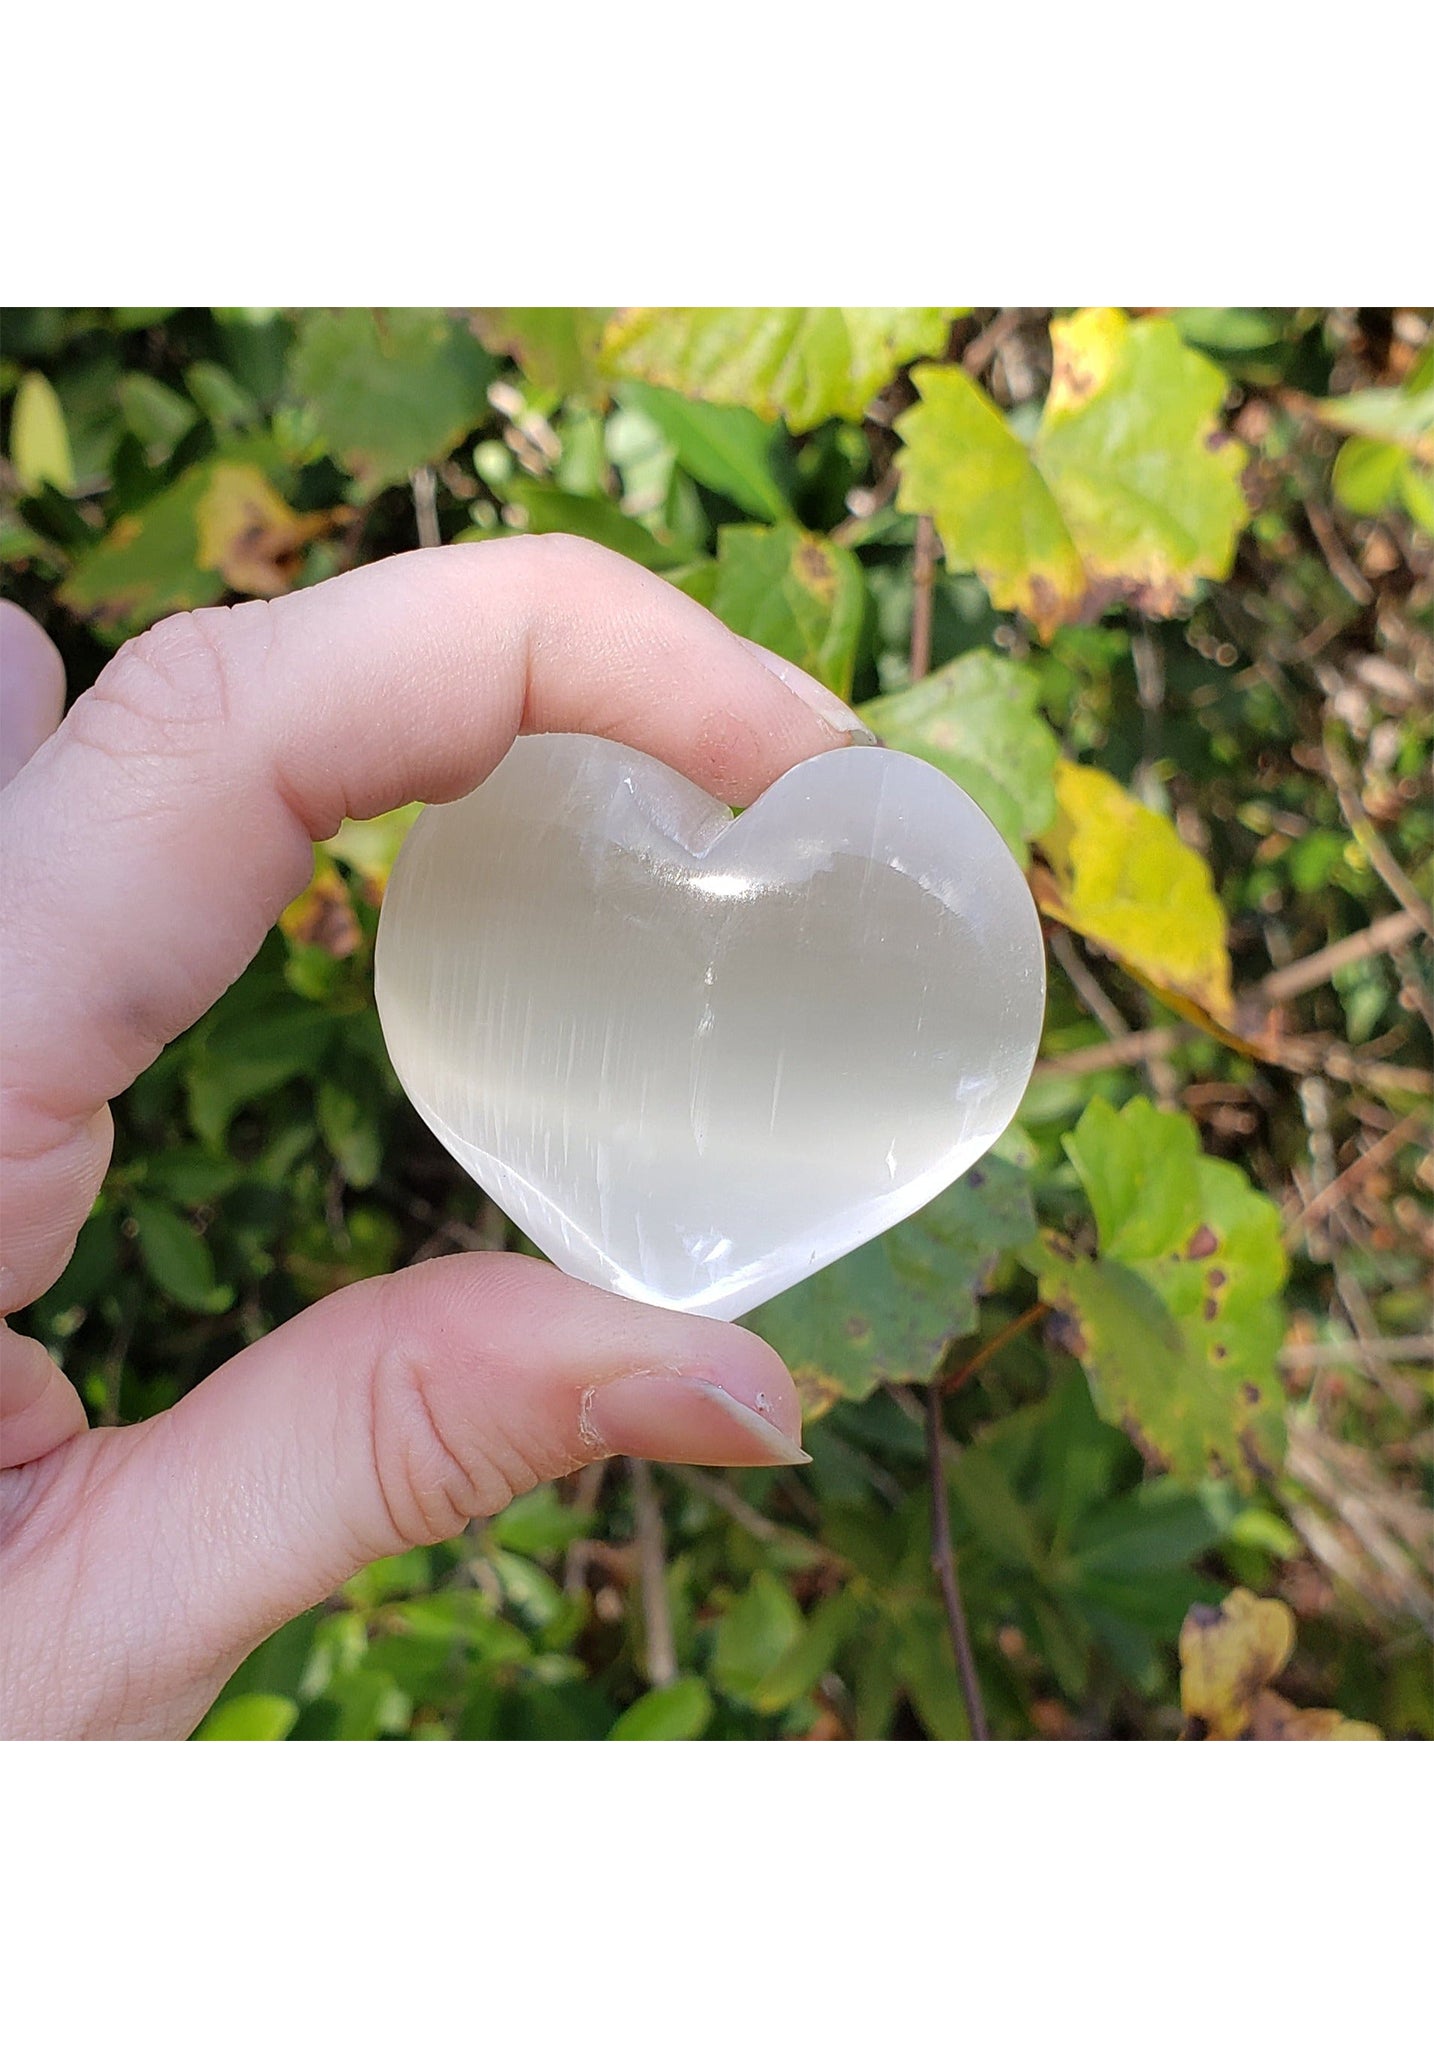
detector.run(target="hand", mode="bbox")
[0,538,870,1740]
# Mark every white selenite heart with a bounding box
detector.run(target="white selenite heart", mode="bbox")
[375,734,1045,1320]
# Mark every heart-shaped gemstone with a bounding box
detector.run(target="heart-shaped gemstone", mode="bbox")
[375,734,1045,1320]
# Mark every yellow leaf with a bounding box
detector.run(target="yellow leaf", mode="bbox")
[194,463,331,598]
[10,372,76,494]
[279,855,361,957]
[321,805,422,899]
[1244,1692,1383,1741]
[1032,759,1234,1024]
[1179,1589,1295,1738]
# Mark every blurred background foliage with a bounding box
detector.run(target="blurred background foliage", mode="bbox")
[2,305,1430,1741]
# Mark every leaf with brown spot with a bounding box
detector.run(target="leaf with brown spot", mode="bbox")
[279,856,362,959]
[1179,1589,1294,1737]
[195,463,332,598]
[747,1159,1035,1417]
[1179,1589,1383,1739]
[707,523,865,698]
[896,309,1251,639]
[1026,1099,1286,1488]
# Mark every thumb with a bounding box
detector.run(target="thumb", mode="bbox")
[5,1254,806,1739]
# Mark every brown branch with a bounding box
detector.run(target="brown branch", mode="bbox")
[1284,1107,1430,1247]
[627,1459,677,1689]
[941,1303,1049,1397]
[909,514,938,683]
[1281,1334,1434,1368]
[924,1382,990,1741]
[1322,728,1434,940]
[1258,909,1423,1004]
[678,1470,848,1572]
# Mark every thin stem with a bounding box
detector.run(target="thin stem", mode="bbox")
[924,1382,990,1741]
[627,1459,677,1689]
[909,514,938,683]
[941,1302,1049,1397]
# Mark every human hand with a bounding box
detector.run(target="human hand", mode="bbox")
[0,538,872,1740]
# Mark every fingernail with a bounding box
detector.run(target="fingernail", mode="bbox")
[581,1372,811,1467]
[740,637,884,745]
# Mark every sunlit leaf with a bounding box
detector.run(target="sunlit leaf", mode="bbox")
[194,1694,299,1740]
[618,382,790,521]
[10,371,76,494]
[1032,758,1234,1025]
[897,309,1250,637]
[603,307,958,432]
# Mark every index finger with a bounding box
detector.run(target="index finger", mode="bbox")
[0,535,869,1311]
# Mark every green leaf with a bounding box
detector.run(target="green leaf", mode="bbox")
[10,371,76,495]
[1032,758,1234,1026]
[709,523,865,697]
[749,1588,865,1714]
[618,382,790,520]
[1069,1477,1231,1577]
[317,1080,382,1189]
[603,308,958,432]
[56,436,304,637]
[291,309,495,496]
[608,1676,713,1740]
[897,308,1250,638]
[498,478,689,570]
[118,372,200,464]
[194,1694,298,1741]
[709,1571,804,1703]
[1028,1098,1287,1490]
[128,1195,233,1313]
[864,651,1060,857]
[746,1158,1035,1417]
[185,1005,336,1145]
[471,308,610,399]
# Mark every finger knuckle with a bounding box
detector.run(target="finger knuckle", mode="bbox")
[64,603,272,770]
[365,1298,543,1552]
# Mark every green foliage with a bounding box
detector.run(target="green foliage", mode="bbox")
[708,523,865,696]
[747,1157,1035,1415]
[5,305,1429,1742]
[863,651,1059,857]
[291,308,496,496]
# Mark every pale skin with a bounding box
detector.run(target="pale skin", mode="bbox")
[0,536,873,1740]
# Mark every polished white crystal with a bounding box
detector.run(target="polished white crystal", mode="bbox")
[375,734,1045,1319]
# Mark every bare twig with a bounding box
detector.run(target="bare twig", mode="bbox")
[941,1303,1049,1397]
[1281,1334,1434,1368]
[1322,727,1434,940]
[910,514,938,683]
[561,1462,609,1599]
[1048,928,1130,1038]
[627,1459,677,1689]
[1258,909,1423,1004]
[678,1470,848,1571]
[1284,1108,1430,1246]
[924,1383,990,1741]
[412,466,441,549]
